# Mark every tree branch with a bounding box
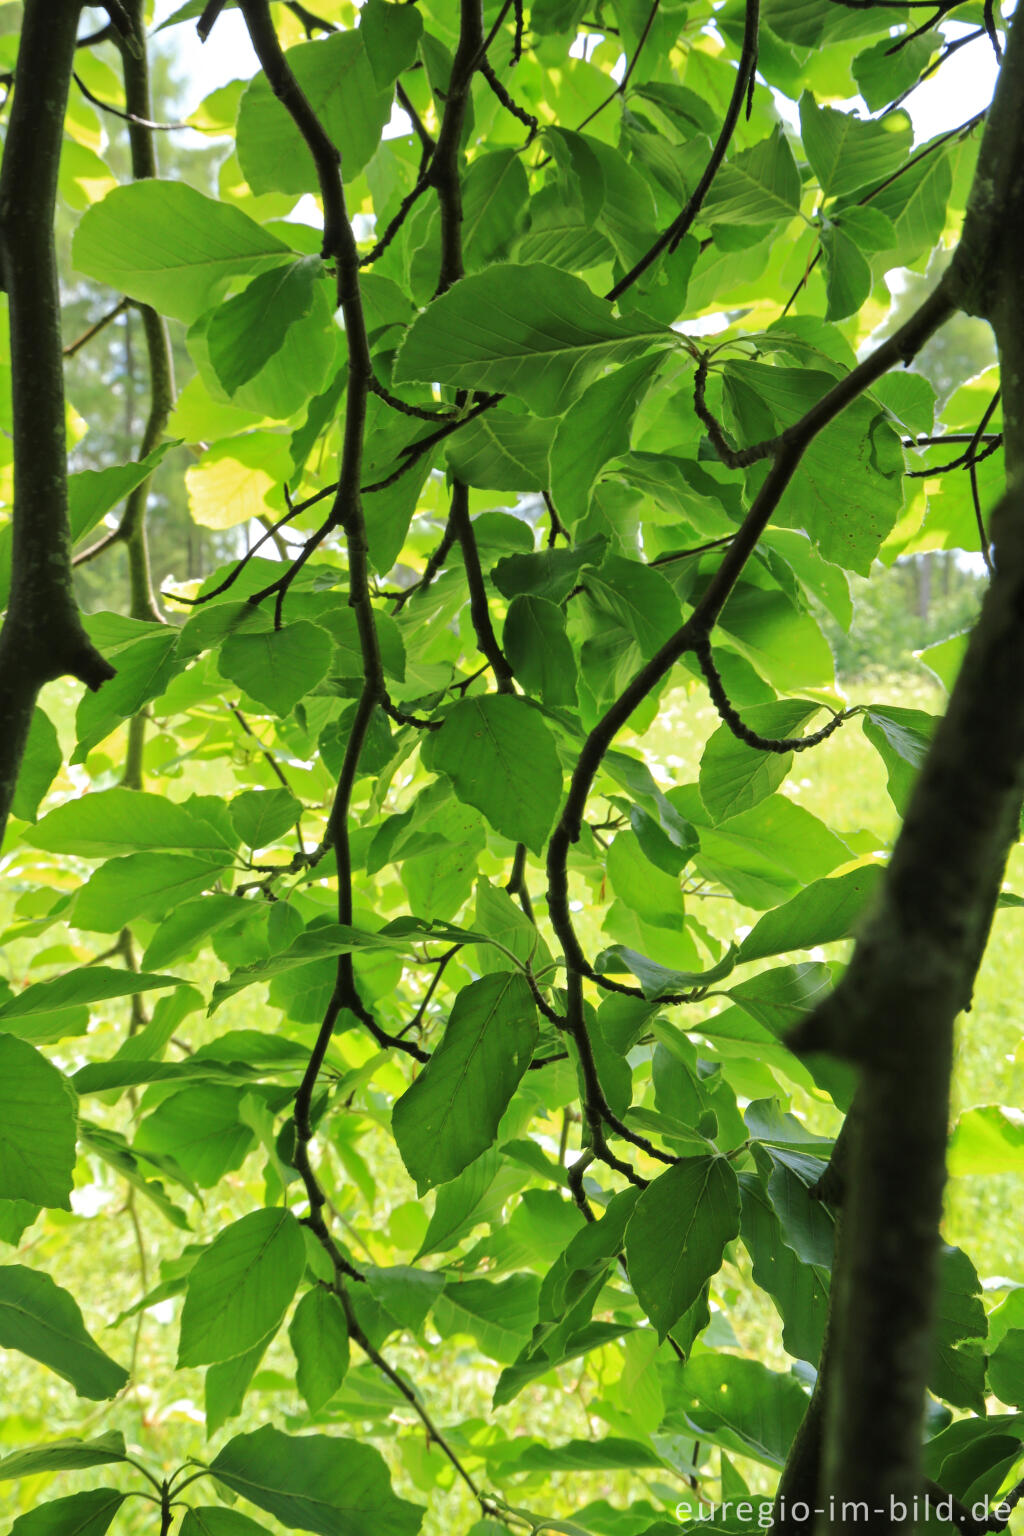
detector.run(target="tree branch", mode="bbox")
[693,637,850,753]
[544,278,955,1014]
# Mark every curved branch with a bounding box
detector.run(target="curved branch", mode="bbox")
[544,278,956,1003]
[693,638,850,753]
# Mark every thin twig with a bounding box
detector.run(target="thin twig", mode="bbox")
[575,0,662,132]
[63,296,130,357]
[605,0,759,302]
[73,72,193,130]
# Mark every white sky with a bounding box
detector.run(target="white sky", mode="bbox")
[150,0,1003,147]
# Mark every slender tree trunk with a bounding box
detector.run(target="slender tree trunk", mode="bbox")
[0,0,114,841]
[771,15,1024,1528]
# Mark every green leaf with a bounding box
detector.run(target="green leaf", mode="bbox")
[683,789,851,911]
[739,1173,828,1363]
[0,1267,128,1399]
[427,694,562,854]
[28,787,235,858]
[948,1106,1024,1176]
[605,831,684,929]
[73,180,292,322]
[209,257,323,394]
[861,705,936,814]
[446,410,555,492]
[394,264,675,415]
[0,1038,76,1208]
[178,1208,306,1366]
[0,1433,127,1481]
[230,788,303,848]
[74,629,183,759]
[549,353,665,525]
[503,596,578,706]
[209,921,408,1010]
[219,621,333,716]
[821,222,872,322]
[582,555,682,660]
[0,1200,41,1247]
[10,708,61,824]
[853,30,940,112]
[364,1265,444,1331]
[136,1084,254,1188]
[435,1272,543,1367]
[393,973,538,1191]
[7,1490,126,1536]
[737,865,883,962]
[799,94,913,200]
[290,1286,350,1411]
[492,538,607,604]
[931,1246,987,1412]
[989,1329,1024,1408]
[599,944,737,998]
[462,150,531,272]
[68,442,177,547]
[206,1329,276,1436]
[698,702,820,823]
[704,129,801,226]
[625,1156,741,1338]
[722,363,904,575]
[505,1437,664,1473]
[72,852,233,933]
[0,966,181,1033]
[665,1353,809,1467]
[493,1320,635,1406]
[237,32,391,195]
[78,1123,191,1233]
[360,0,423,87]
[181,1512,273,1536]
[207,1425,424,1536]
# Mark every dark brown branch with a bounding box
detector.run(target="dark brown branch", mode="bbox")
[432,0,486,295]
[693,352,778,468]
[449,478,515,690]
[694,637,850,753]
[479,56,538,139]
[239,1,346,258]
[358,170,432,268]
[396,82,434,176]
[197,0,229,41]
[335,1283,500,1516]
[77,23,116,48]
[285,0,336,34]
[368,373,457,423]
[101,0,142,54]
[237,2,422,1078]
